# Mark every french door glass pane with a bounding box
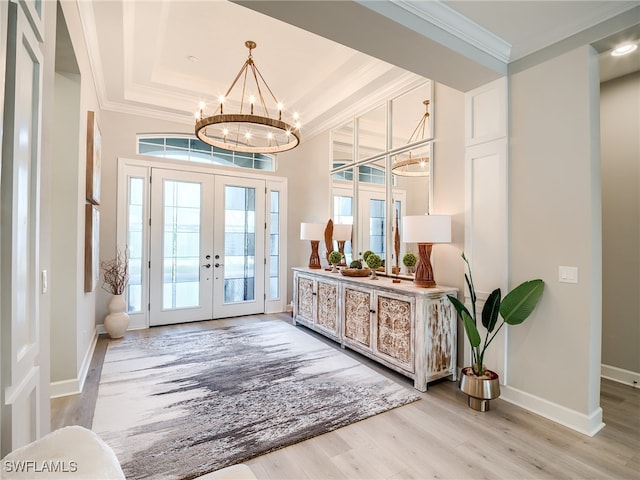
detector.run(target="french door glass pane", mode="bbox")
[127,177,144,313]
[163,180,201,310]
[333,195,353,263]
[370,198,386,260]
[269,191,280,300]
[224,186,256,303]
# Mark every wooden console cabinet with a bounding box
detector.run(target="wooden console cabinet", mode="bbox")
[293,267,458,391]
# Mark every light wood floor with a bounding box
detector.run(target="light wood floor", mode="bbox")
[52,314,639,479]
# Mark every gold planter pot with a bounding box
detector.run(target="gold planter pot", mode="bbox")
[459,367,500,412]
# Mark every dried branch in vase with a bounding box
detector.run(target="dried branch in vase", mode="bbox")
[101,248,129,295]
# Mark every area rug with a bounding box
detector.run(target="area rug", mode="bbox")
[92,320,420,480]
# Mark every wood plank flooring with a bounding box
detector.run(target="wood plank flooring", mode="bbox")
[52,314,639,479]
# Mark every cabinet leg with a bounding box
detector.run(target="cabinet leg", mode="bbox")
[414,377,427,392]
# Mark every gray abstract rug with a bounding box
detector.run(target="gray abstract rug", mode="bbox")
[92,320,420,480]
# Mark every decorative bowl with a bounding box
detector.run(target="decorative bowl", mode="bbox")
[340,268,371,277]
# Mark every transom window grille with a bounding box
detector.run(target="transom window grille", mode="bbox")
[137,135,275,171]
[331,162,386,185]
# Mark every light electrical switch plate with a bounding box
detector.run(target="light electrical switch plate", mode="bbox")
[559,266,578,284]
[42,270,48,293]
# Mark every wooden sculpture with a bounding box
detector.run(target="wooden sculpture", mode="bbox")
[324,219,334,265]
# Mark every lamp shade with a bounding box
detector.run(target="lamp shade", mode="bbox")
[402,215,451,243]
[333,224,352,241]
[300,222,325,241]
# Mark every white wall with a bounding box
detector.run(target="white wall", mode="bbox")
[51,71,81,384]
[275,130,332,306]
[47,1,101,397]
[600,72,640,382]
[506,46,603,435]
[430,82,466,365]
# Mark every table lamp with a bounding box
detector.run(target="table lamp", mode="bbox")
[300,222,325,269]
[332,224,352,265]
[402,214,451,287]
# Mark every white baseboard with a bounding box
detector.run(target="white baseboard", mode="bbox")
[500,385,605,437]
[50,330,98,399]
[601,364,640,388]
[97,316,147,335]
[49,378,80,399]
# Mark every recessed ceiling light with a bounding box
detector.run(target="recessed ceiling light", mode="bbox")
[187,55,199,63]
[611,43,638,57]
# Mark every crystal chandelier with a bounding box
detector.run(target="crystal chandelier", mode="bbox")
[195,41,301,154]
[392,100,430,177]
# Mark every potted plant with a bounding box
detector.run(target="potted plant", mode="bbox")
[402,252,417,275]
[328,250,343,273]
[448,252,544,411]
[101,248,130,339]
[365,253,382,279]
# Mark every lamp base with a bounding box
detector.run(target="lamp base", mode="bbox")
[413,243,437,288]
[413,277,436,288]
[308,240,322,269]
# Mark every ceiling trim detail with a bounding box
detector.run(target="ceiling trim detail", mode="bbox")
[76,0,107,109]
[358,0,512,64]
[395,0,512,62]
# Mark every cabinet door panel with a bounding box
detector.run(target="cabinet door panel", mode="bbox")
[297,276,314,322]
[343,287,371,348]
[376,294,413,371]
[316,281,338,334]
[427,295,456,377]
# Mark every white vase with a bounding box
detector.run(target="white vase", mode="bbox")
[104,294,130,339]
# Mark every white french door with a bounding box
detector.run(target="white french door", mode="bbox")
[212,175,265,317]
[149,169,265,326]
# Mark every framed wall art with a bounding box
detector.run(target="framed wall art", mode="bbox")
[86,110,101,205]
[84,204,100,293]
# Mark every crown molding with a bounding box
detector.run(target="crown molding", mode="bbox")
[357,0,511,64]
[76,0,108,109]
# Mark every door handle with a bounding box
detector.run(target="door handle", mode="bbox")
[215,263,224,268]
[202,263,211,268]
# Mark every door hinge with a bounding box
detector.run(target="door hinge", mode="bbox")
[148,303,151,311]
[148,261,151,268]
[149,218,151,226]
[264,293,266,300]
[264,258,267,265]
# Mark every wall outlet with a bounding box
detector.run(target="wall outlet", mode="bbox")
[559,266,578,284]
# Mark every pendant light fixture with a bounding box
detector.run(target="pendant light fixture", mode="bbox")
[392,100,431,177]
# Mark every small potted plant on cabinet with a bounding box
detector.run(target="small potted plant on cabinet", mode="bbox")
[402,252,417,275]
[448,252,544,412]
[328,250,343,273]
[365,253,383,280]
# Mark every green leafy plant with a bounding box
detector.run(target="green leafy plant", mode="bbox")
[447,252,545,377]
[349,259,363,269]
[328,250,343,265]
[362,250,374,263]
[402,253,417,267]
[365,253,382,270]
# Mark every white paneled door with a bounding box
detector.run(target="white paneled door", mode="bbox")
[149,169,265,325]
[0,0,45,454]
